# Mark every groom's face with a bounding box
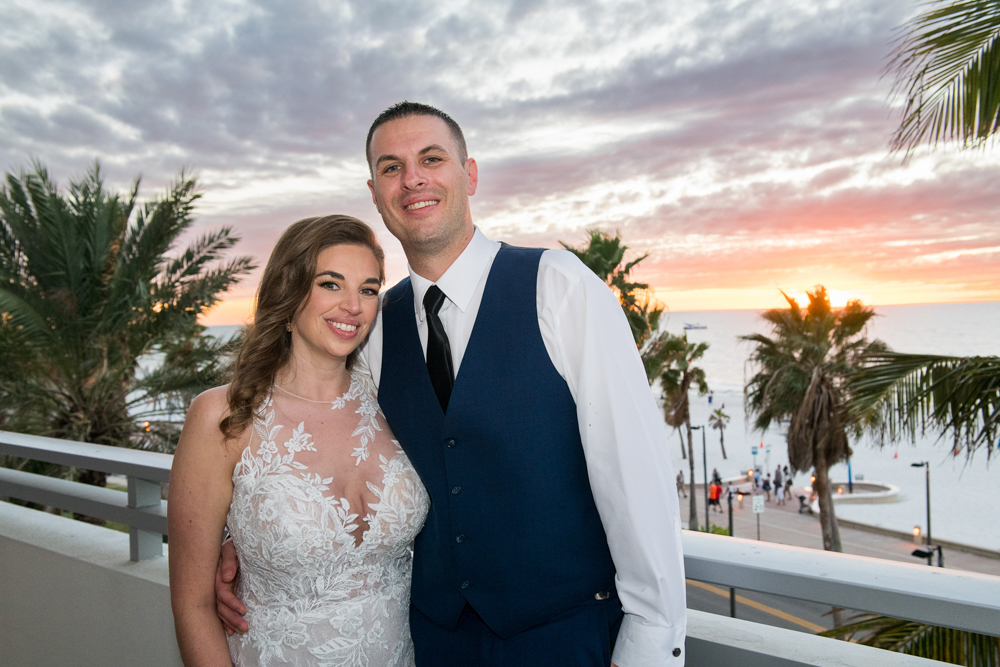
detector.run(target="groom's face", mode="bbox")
[367,114,478,258]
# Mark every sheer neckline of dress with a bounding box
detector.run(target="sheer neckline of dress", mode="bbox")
[274,382,347,404]
[240,372,408,550]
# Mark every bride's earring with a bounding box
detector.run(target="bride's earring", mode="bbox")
[286,321,294,332]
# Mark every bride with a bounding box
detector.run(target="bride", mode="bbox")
[168,215,429,667]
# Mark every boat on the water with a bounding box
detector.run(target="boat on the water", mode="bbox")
[683,323,707,330]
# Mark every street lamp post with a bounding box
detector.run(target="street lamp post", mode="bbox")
[727,489,735,618]
[692,425,708,531]
[911,462,933,566]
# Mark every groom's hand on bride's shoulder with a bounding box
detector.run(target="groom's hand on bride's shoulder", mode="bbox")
[215,540,248,635]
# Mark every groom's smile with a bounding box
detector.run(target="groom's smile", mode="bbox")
[404,199,439,211]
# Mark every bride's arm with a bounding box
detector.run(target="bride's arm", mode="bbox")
[168,387,240,667]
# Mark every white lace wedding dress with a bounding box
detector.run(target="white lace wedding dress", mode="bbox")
[226,370,429,667]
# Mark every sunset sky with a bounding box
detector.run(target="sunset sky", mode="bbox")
[2,0,998,325]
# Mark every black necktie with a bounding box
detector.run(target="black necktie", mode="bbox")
[423,285,455,412]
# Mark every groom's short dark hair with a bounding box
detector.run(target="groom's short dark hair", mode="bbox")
[366,101,468,176]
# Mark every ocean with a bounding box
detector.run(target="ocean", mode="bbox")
[660,301,1000,393]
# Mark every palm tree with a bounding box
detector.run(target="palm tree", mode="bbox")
[561,229,667,380]
[887,0,1000,155]
[839,353,999,664]
[0,162,253,481]
[659,332,709,531]
[741,287,885,552]
[708,407,730,459]
[850,352,999,458]
[821,613,999,666]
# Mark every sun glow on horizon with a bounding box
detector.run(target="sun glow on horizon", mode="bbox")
[199,297,254,327]
[779,288,873,309]
[651,286,1000,314]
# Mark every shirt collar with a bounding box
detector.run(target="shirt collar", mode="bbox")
[409,227,500,321]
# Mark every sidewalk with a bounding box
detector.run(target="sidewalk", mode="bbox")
[676,484,1000,577]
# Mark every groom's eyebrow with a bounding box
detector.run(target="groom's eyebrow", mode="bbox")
[374,144,448,169]
[317,270,381,286]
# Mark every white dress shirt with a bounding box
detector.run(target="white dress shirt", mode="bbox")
[361,228,687,666]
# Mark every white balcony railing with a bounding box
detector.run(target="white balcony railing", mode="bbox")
[0,430,170,560]
[2,430,998,666]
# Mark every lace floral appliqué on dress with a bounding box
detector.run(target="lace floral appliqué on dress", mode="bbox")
[227,370,429,667]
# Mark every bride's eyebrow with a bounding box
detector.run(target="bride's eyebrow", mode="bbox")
[316,270,381,286]
[316,271,345,280]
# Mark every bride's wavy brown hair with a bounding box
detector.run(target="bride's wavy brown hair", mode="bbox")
[220,215,385,440]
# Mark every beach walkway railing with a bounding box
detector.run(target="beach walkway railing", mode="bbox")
[2,430,999,666]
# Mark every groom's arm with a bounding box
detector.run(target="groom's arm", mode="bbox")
[537,250,687,667]
[356,292,385,389]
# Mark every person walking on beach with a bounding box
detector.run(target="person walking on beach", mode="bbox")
[762,473,772,502]
[774,465,784,506]
[784,465,793,500]
[708,481,723,513]
[215,101,687,666]
[677,469,687,498]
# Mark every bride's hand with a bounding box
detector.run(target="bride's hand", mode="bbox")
[215,540,248,635]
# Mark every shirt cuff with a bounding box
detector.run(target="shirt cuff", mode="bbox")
[612,614,686,667]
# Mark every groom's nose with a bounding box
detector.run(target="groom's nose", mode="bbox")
[402,162,427,190]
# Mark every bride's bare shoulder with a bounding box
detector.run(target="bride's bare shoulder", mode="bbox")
[187,386,231,420]
[178,386,234,447]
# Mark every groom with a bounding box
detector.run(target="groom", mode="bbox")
[218,102,686,666]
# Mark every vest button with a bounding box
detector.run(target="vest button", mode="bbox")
[451,486,462,495]
[445,438,456,448]
[460,580,470,589]
[455,534,465,543]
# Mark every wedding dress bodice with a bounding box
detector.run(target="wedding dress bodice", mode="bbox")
[226,370,429,667]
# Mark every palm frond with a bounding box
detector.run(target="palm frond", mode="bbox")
[561,228,665,365]
[822,613,1000,665]
[0,287,54,340]
[850,352,1000,457]
[887,0,1000,154]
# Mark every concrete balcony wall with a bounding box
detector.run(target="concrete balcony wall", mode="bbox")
[0,501,182,667]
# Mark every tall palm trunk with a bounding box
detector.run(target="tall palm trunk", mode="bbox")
[677,428,686,459]
[686,419,698,531]
[791,367,848,554]
[719,429,727,459]
[813,448,842,553]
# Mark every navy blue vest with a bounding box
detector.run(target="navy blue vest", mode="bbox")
[378,245,616,639]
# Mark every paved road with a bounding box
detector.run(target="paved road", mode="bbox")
[677,483,1000,634]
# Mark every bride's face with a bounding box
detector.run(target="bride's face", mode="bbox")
[290,243,382,363]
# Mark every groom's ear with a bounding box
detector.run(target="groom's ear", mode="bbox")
[367,179,380,212]
[465,158,478,197]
